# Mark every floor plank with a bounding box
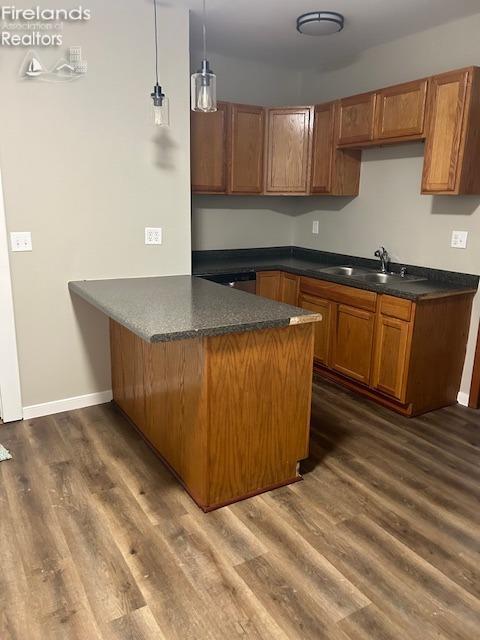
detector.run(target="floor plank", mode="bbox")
[0,378,479,639]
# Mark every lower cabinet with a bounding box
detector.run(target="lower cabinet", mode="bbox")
[281,272,300,306]
[298,294,332,366]
[372,315,411,401]
[330,304,375,385]
[257,271,300,306]
[256,271,474,416]
[256,271,282,301]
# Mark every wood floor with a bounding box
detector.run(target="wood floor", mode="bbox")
[0,379,479,640]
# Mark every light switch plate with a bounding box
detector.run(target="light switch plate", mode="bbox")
[10,231,32,252]
[145,227,162,245]
[451,230,468,249]
[312,220,319,235]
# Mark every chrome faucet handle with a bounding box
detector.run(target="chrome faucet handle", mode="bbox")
[400,266,407,278]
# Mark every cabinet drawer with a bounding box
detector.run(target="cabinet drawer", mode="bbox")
[300,277,377,312]
[380,295,413,321]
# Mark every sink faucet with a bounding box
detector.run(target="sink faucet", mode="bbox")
[374,246,389,273]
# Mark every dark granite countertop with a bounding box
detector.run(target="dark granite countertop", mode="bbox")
[192,247,479,301]
[69,276,320,343]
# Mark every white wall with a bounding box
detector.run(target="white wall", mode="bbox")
[293,13,480,397]
[0,1,191,408]
[191,50,302,251]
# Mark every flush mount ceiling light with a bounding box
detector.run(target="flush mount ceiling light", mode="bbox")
[296,11,344,36]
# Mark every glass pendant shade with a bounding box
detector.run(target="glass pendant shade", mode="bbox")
[151,83,169,126]
[191,59,217,112]
[153,96,169,126]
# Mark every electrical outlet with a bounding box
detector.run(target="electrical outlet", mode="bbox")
[145,227,162,245]
[312,220,319,235]
[10,231,32,252]
[451,230,468,249]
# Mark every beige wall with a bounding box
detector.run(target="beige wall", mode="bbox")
[1,2,191,408]
[293,14,480,397]
[192,196,294,250]
[191,50,302,251]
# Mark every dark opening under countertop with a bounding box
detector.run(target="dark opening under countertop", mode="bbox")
[69,275,320,343]
[192,246,479,301]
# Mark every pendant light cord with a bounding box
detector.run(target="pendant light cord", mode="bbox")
[202,0,207,61]
[154,0,159,85]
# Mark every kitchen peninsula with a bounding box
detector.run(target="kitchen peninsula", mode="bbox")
[69,275,320,511]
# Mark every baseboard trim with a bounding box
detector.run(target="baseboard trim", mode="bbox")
[457,391,469,407]
[23,390,113,420]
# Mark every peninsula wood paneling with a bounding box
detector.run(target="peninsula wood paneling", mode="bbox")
[110,319,315,510]
[206,324,314,506]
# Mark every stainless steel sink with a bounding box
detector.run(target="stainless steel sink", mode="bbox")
[359,272,427,284]
[320,265,371,277]
[319,264,427,284]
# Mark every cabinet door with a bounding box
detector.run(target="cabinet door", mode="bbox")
[229,104,265,194]
[372,316,411,401]
[265,107,313,194]
[375,79,428,140]
[338,93,376,145]
[280,273,299,306]
[191,102,228,193]
[422,70,469,193]
[298,294,332,366]
[331,304,375,384]
[256,271,282,301]
[311,102,335,193]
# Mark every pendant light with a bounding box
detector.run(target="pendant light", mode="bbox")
[150,0,169,126]
[191,0,217,112]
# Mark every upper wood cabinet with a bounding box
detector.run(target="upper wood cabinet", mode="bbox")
[422,68,480,194]
[374,79,428,140]
[310,102,335,193]
[191,66,480,197]
[264,107,313,194]
[191,102,228,193]
[338,93,376,145]
[228,104,265,194]
[311,101,361,196]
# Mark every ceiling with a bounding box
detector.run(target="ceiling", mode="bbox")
[182,0,480,71]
